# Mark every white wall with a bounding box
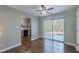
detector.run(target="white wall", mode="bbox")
[39,9,76,45]
[0,6,39,51]
[76,7,79,51]
[31,18,39,40]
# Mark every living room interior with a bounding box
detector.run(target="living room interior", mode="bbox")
[0,5,79,53]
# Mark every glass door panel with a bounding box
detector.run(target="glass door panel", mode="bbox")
[43,20,53,39]
[43,18,64,42]
[53,19,64,42]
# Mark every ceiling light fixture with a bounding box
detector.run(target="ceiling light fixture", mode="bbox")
[41,11,49,16]
[36,5,54,16]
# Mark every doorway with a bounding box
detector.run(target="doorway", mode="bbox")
[53,18,64,42]
[21,16,31,49]
[43,18,64,42]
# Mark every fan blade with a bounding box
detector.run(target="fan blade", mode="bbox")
[47,7,54,10]
[41,5,44,10]
[36,10,42,11]
[46,12,53,14]
[40,13,42,14]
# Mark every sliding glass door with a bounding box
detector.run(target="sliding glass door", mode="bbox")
[53,18,64,42]
[43,18,64,42]
[43,20,53,39]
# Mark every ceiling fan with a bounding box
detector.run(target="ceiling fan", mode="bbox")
[36,5,54,15]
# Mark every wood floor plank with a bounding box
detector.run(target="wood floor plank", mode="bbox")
[2,37,77,53]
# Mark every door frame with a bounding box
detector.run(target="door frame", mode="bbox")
[52,17,65,43]
[42,17,65,42]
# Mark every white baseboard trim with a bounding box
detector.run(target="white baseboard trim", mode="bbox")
[39,36,43,38]
[32,37,39,40]
[75,46,78,51]
[0,43,21,52]
[64,42,76,47]
[75,45,79,52]
[32,37,76,47]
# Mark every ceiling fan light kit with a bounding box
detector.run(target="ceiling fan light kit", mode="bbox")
[36,5,54,16]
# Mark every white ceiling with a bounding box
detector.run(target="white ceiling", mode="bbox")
[7,5,77,17]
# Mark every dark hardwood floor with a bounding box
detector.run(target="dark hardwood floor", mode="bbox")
[2,37,77,53]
